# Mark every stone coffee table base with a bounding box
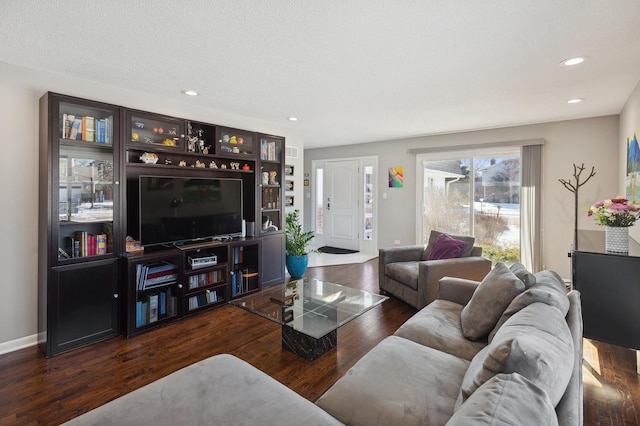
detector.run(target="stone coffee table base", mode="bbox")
[282,326,338,361]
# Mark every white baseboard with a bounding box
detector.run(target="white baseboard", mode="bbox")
[0,334,38,355]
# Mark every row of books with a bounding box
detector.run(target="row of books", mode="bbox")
[260,139,281,162]
[136,261,178,291]
[188,290,221,310]
[60,232,107,258]
[188,270,223,290]
[136,289,178,327]
[62,114,110,143]
[231,269,258,297]
[232,246,244,265]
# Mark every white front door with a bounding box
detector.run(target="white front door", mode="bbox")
[324,160,359,250]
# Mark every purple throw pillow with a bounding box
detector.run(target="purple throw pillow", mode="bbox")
[427,233,468,260]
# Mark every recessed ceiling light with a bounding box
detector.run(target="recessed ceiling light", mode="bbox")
[567,98,584,104]
[181,90,199,96]
[560,56,587,67]
[287,117,298,121]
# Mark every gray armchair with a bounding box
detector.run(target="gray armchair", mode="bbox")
[379,237,492,309]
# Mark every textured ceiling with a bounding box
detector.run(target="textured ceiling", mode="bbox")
[1,0,639,148]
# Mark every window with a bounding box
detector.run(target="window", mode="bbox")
[420,148,521,264]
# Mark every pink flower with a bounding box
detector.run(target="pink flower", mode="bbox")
[594,201,605,207]
[611,197,628,203]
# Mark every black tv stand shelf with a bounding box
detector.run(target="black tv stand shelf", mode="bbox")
[124,238,261,336]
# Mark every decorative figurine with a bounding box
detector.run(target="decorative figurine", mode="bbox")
[242,164,250,171]
[209,161,218,168]
[140,152,159,164]
[195,160,206,168]
[221,164,227,169]
[222,134,230,143]
[270,171,278,185]
[237,137,244,144]
[179,160,187,167]
[164,159,172,165]
[230,135,237,144]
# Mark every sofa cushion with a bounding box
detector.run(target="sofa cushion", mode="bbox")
[427,233,468,260]
[385,262,419,290]
[458,303,574,408]
[488,269,570,342]
[62,354,342,426]
[447,373,558,426]
[316,335,469,426]
[423,231,475,260]
[509,262,536,289]
[460,263,525,340]
[394,299,486,361]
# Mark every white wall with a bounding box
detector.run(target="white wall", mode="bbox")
[0,61,303,351]
[620,80,640,243]
[305,115,620,279]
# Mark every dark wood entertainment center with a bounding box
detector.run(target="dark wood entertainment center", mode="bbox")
[38,92,286,356]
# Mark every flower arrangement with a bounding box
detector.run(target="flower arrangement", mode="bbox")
[587,197,640,227]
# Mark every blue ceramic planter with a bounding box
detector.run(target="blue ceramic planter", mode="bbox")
[286,254,308,278]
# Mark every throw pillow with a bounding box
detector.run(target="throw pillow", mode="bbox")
[509,263,536,289]
[422,230,475,260]
[460,262,525,340]
[458,303,574,408]
[427,233,468,260]
[448,373,559,426]
[488,268,570,342]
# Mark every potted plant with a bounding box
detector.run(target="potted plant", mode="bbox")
[285,209,315,278]
[587,196,640,252]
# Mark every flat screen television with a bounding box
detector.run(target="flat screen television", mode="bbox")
[139,175,243,246]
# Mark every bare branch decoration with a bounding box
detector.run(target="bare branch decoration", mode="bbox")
[559,163,596,250]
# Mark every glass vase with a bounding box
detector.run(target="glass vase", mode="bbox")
[605,226,629,253]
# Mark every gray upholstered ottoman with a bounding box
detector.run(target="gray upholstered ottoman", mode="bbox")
[62,354,342,426]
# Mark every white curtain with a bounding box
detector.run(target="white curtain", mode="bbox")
[520,144,542,272]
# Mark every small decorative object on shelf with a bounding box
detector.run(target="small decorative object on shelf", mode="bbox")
[209,160,218,168]
[140,152,159,164]
[587,196,640,253]
[242,164,250,170]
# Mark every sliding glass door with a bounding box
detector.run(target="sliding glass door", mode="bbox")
[420,149,521,264]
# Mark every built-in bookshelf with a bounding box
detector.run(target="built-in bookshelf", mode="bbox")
[40,92,286,352]
[182,244,229,315]
[126,250,182,336]
[39,93,122,357]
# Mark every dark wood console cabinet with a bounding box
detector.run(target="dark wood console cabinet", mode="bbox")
[572,230,640,350]
[39,92,286,354]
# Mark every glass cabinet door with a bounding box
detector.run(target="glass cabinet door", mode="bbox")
[57,101,119,262]
[216,127,256,158]
[259,135,284,232]
[128,111,184,150]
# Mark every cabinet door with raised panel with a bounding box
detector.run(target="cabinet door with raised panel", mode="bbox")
[44,259,119,356]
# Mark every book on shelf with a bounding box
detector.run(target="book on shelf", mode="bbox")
[61,113,110,143]
[82,116,95,142]
[136,301,148,327]
[96,234,107,255]
[136,261,178,290]
[148,293,159,323]
[260,139,281,162]
[69,117,82,140]
[158,291,166,316]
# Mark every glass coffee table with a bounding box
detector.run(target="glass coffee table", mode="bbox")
[230,277,388,360]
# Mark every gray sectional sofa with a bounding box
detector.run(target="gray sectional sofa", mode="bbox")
[64,263,582,426]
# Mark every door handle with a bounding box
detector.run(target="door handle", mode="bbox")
[327,197,331,211]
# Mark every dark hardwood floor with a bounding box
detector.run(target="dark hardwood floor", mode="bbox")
[0,259,638,425]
